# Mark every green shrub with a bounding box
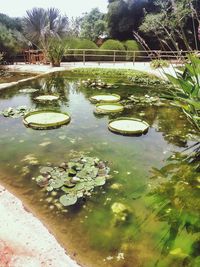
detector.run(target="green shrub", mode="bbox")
[71,39,98,61]
[100,39,124,51]
[99,39,125,61]
[150,59,170,69]
[75,39,98,50]
[64,38,80,52]
[123,40,142,60]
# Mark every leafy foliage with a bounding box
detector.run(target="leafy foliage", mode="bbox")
[163,54,200,130]
[107,0,150,40]
[150,59,170,69]
[80,8,107,41]
[23,7,69,59]
[48,38,67,66]
[100,39,124,51]
[139,0,200,50]
[0,20,27,62]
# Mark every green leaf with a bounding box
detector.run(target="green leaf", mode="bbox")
[59,194,78,206]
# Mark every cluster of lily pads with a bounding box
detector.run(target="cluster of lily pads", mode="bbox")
[89,94,124,115]
[78,79,117,90]
[129,75,171,87]
[1,106,34,118]
[121,94,165,107]
[33,155,110,207]
[89,93,150,135]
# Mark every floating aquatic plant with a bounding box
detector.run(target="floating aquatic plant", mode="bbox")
[19,88,39,93]
[23,110,70,130]
[108,117,149,135]
[33,155,110,207]
[90,94,121,103]
[95,103,124,114]
[34,95,59,101]
[121,94,165,107]
[78,79,117,90]
[1,106,34,118]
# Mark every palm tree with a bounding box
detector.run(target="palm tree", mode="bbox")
[23,7,69,63]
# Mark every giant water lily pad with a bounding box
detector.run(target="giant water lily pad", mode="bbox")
[95,103,124,114]
[90,94,121,103]
[33,155,110,207]
[34,95,59,101]
[19,88,39,93]
[23,110,70,130]
[108,117,149,135]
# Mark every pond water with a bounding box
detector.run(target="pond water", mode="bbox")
[0,72,199,267]
[0,70,37,84]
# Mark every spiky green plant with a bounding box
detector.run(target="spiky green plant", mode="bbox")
[47,38,67,67]
[23,8,69,62]
[164,54,200,130]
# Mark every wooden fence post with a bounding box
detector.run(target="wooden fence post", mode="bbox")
[133,51,135,65]
[113,51,116,65]
[83,50,85,65]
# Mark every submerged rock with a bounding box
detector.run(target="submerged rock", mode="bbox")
[111,202,130,223]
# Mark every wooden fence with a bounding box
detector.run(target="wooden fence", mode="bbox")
[62,49,190,64]
[13,49,193,64]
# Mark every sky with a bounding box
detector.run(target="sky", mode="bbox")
[0,0,108,18]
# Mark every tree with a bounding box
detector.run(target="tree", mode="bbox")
[23,8,69,61]
[0,13,22,31]
[0,14,27,63]
[80,8,107,41]
[139,0,200,50]
[107,0,151,40]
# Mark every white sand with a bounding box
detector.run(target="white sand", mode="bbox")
[0,185,80,267]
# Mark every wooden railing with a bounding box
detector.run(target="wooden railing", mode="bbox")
[13,49,194,64]
[63,49,190,64]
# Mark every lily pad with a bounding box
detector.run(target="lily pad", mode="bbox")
[19,88,39,93]
[23,110,70,130]
[90,94,121,103]
[34,95,59,101]
[95,103,124,114]
[95,176,106,186]
[108,117,149,135]
[59,194,78,206]
[1,106,34,118]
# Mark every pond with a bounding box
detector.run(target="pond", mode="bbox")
[0,72,199,267]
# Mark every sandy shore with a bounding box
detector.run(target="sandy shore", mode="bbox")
[0,184,80,267]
